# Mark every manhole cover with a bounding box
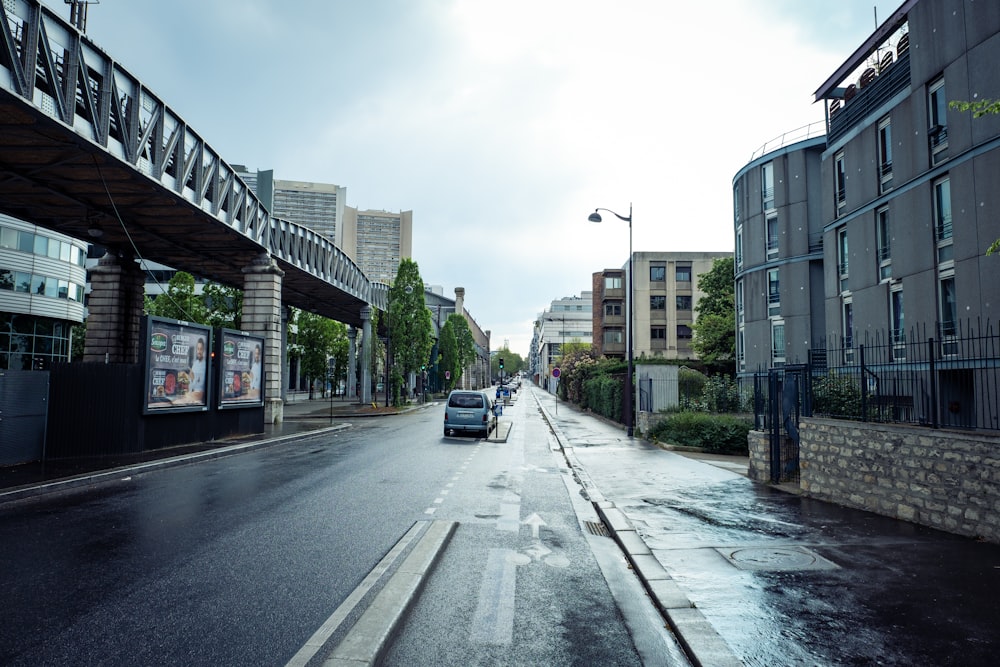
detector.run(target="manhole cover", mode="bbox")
[718,546,839,572]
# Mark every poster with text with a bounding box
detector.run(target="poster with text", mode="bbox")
[218,329,264,409]
[143,317,212,413]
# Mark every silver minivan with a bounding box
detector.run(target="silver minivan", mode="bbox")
[444,390,496,438]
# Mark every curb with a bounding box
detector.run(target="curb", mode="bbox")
[533,392,744,667]
[0,424,350,505]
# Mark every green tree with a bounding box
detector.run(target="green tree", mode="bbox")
[144,271,208,323]
[950,98,1000,255]
[295,310,344,399]
[492,347,526,377]
[448,313,476,378]
[438,318,459,391]
[387,259,434,392]
[691,257,735,363]
[201,282,242,329]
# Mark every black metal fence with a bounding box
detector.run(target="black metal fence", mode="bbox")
[750,321,1000,432]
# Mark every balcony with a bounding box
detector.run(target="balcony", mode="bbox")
[829,49,910,143]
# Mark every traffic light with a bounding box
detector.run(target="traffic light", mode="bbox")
[499,357,504,369]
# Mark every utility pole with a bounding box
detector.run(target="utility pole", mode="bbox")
[66,1,98,33]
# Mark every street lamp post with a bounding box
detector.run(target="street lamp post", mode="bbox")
[589,204,634,437]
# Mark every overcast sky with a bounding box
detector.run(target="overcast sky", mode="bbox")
[67,0,901,358]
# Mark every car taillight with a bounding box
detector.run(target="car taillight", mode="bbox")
[444,411,448,421]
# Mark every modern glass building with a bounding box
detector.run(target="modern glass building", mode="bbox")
[0,214,88,370]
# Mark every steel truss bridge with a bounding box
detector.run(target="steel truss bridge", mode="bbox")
[0,0,386,325]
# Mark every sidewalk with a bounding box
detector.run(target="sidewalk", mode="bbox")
[529,385,1000,667]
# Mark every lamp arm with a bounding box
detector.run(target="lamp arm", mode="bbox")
[594,207,632,223]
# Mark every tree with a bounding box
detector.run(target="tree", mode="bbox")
[294,310,344,399]
[144,271,208,323]
[448,313,476,378]
[950,98,1000,255]
[387,259,434,391]
[201,282,242,329]
[438,318,459,391]
[492,347,526,377]
[691,257,735,363]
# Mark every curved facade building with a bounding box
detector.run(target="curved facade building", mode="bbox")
[0,215,88,370]
[733,136,826,376]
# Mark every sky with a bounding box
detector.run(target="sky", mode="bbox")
[65,0,903,358]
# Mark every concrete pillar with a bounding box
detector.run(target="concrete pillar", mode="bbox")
[360,306,372,404]
[347,326,357,401]
[243,253,285,424]
[83,252,144,363]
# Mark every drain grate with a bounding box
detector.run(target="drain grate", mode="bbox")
[583,520,610,537]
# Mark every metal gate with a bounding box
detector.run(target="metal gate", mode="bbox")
[765,365,810,484]
[0,370,49,466]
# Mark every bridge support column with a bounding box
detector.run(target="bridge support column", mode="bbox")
[360,306,372,404]
[347,327,358,401]
[243,253,285,424]
[83,252,144,363]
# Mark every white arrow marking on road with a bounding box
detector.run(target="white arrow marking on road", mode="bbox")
[523,512,546,539]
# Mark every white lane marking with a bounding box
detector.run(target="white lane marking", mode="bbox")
[433,498,444,504]
[424,507,437,515]
[469,548,517,645]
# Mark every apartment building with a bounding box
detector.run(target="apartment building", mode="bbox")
[592,252,731,362]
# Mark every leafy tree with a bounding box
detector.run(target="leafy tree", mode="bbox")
[438,317,459,391]
[492,347,526,377]
[950,98,1000,255]
[448,313,476,377]
[144,271,208,323]
[295,310,344,399]
[201,282,242,329]
[691,257,735,363]
[387,259,434,389]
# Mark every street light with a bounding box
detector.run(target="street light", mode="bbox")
[589,204,634,437]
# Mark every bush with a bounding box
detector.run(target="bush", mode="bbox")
[649,411,751,455]
[812,372,862,418]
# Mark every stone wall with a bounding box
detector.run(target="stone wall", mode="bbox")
[798,418,1000,543]
[747,430,770,482]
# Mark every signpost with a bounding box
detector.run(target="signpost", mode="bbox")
[552,367,560,414]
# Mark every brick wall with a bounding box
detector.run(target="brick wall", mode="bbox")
[798,418,1000,543]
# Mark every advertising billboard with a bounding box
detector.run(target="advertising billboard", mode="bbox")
[218,329,264,409]
[143,316,212,414]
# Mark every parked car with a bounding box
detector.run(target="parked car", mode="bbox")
[444,390,496,438]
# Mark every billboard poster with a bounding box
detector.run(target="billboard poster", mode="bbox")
[218,329,264,409]
[143,316,212,414]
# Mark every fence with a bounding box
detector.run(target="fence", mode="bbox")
[752,321,1000,432]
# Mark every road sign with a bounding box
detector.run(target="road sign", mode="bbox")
[552,367,560,378]
[445,370,451,379]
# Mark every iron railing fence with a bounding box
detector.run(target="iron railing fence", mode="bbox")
[750,321,1000,432]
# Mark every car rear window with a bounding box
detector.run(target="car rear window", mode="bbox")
[449,393,484,408]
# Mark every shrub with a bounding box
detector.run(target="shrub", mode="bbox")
[649,411,751,455]
[812,372,862,418]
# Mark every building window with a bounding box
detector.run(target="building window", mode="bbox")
[878,116,893,193]
[876,207,892,281]
[771,320,785,365]
[928,77,948,164]
[734,183,741,225]
[675,295,692,311]
[766,215,778,259]
[604,275,622,290]
[604,329,623,345]
[675,265,691,283]
[737,326,746,372]
[834,150,847,216]
[939,273,957,338]
[736,225,743,271]
[650,265,665,282]
[605,303,622,317]
[890,286,905,360]
[837,227,849,293]
[767,268,780,317]
[677,325,692,341]
[762,162,774,211]
[842,298,854,363]
[650,295,666,310]
[651,327,666,348]
[934,177,952,262]
[736,280,744,323]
